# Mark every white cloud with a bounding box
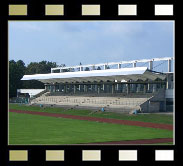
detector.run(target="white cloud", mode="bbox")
[101,22,143,35]
[9,21,173,67]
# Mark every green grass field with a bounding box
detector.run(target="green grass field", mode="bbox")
[9,104,173,124]
[9,112,173,145]
[9,104,173,145]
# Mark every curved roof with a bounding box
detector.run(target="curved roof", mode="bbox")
[21,67,166,84]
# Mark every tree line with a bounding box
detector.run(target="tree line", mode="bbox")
[9,60,103,97]
[9,60,58,97]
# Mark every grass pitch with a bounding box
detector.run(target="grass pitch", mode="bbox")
[9,112,173,145]
[9,104,173,145]
[9,104,173,124]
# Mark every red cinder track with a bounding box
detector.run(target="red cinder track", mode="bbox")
[87,138,173,144]
[10,109,173,131]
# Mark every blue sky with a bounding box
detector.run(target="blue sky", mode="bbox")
[9,21,174,70]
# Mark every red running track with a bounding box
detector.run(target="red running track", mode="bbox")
[87,138,173,144]
[10,109,173,131]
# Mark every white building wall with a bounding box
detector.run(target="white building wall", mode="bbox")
[165,89,174,99]
[17,89,45,98]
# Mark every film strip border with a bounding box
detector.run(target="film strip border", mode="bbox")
[6,1,175,19]
[7,149,176,164]
[1,0,179,166]
[8,4,174,16]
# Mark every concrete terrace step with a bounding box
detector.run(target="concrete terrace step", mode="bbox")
[32,97,148,106]
[31,94,153,113]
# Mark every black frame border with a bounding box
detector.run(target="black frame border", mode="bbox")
[0,0,180,166]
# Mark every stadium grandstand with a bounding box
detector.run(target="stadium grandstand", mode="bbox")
[19,57,174,113]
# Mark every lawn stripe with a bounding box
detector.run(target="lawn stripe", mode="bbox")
[10,109,173,130]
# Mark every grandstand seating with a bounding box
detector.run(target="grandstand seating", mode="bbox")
[31,92,155,113]
[46,91,154,98]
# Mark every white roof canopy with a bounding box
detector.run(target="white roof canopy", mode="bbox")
[21,67,166,84]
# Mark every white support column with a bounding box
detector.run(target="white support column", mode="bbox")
[74,85,76,94]
[133,63,136,68]
[97,85,100,94]
[149,61,153,70]
[53,85,56,92]
[79,84,81,91]
[168,59,172,72]
[116,84,119,91]
[80,67,83,71]
[166,74,169,89]
[104,64,107,70]
[92,65,95,70]
[103,84,105,92]
[166,80,169,89]
[153,84,157,92]
[84,85,88,92]
[144,84,147,94]
[95,85,97,92]
[147,83,151,92]
[60,69,64,73]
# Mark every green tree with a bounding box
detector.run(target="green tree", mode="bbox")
[23,61,58,89]
[25,61,57,74]
[9,60,26,97]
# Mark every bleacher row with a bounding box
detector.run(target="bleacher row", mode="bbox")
[46,92,154,98]
[31,94,154,113]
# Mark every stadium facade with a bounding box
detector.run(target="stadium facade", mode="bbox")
[20,57,174,113]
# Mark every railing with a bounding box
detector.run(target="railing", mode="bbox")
[51,57,174,73]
